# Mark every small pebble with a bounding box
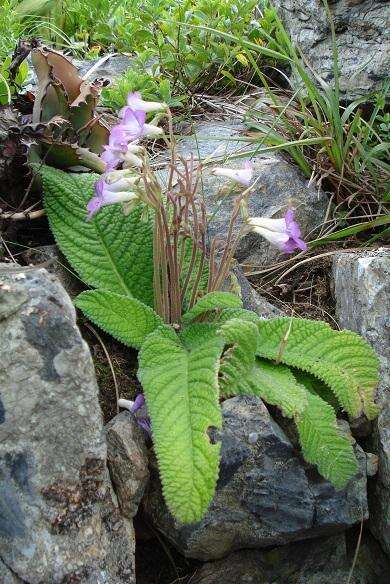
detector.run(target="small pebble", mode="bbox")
[248,432,258,444]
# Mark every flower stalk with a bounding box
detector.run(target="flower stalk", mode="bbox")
[86,92,307,325]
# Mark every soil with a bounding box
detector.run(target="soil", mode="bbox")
[248,254,338,327]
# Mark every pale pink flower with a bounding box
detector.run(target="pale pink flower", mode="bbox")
[117,108,147,141]
[119,92,166,116]
[211,161,253,186]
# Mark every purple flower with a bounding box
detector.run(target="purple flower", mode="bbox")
[131,393,146,412]
[101,126,131,170]
[99,93,165,170]
[117,107,163,141]
[117,108,147,141]
[247,210,307,253]
[118,394,151,435]
[86,173,140,220]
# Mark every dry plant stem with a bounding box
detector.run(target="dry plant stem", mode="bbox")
[152,218,164,319]
[208,238,218,293]
[188,203,207,310]
[157,211,170,322]
[180,198,200,303]
[0,209,46,220]
[211,198,243,291]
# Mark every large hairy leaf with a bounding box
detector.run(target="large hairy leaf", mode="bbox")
[256,318,379,420]
[296,391,358,489]
[215,307,261,325]
[180,323,218,350]
[138,327,223,523]
[182,291,242,324]
[218,318,259,395]
[75,290,164,349]
[42,166,154,305]
[245,359,308,418]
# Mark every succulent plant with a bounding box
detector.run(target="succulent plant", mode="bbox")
[5,44,109,177]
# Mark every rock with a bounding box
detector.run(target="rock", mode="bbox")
[272,0,389,101]
[0,264,135,583]
[191,531,390,584]
[22,245,82,299]
[105,411,149,520]
[366,453,379,478]
[25,53,134,95]
[76,54,134,84]
[333,248,390,556]
[158,120,328,268]
[144,396,368,560]
[230,266,283,318]
[0,559,23,583]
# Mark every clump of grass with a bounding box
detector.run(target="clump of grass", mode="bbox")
[192,2,389,244]
[250,4,389,227]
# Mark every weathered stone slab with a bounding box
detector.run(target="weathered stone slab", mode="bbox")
[0,265,135,583]
[333,248,390,556]
[144,396,368,560]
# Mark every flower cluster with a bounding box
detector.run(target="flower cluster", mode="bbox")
[86,92,307,254]
[87,92,166,220]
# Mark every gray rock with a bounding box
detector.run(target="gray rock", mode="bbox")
[229,266,283,318]
[25,53,134,95]
[333,248,390,556]
[22,245,83,299]
[0,559,23,583]
[0,265,135,583]
[76,54,134,84]
[272,0,389,101]
[158,120,327,268]
[191,531,390,584]
[144,396,368,560]
[105,411,149,520]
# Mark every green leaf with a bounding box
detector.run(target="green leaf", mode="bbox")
[293,370,340,412]
[218,318,259,395]
[296,391,358,489]
[182,291,242,324]
[256,318,379,420]
[42,166,154,305]
[216,307,261,325]
[245,359,308,418]
[138,327,223,523]
[180,322,218,350]
[75,290,164,349]
[309,215,390,248]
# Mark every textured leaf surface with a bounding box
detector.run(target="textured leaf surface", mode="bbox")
[216,307,261,324]
[256,318,379,419]
[182,291,242,324]
[218,318,259,395]
[296,391,358,489]
[293,370,340,412]
[75,290,164,349]
[180,323,218,350]
[42,166,154,305]
[138,328,224,523]
[245,359,308,418]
